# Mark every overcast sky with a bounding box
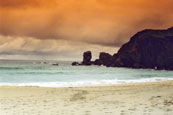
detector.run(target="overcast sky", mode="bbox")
[0,0,173,60]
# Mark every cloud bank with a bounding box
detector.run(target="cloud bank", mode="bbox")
[0,0,173,59]
[0,35,117,60]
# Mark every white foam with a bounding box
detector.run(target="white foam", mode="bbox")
[0,77,173,88]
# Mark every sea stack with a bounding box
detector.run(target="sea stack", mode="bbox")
[97,52,113,67]
[82,51,92,65]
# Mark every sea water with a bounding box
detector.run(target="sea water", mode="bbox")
[0,60,173,87]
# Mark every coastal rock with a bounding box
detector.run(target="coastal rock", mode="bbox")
[82,51,92,65]
[52,63,59,66]
[72,62,80,66]
[93,59,101,66]
[98,52,113,67]
[72,27,173,70]
[72,51,92,66]
[114,27,173,70]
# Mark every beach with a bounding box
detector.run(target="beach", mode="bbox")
[0,81,173,115]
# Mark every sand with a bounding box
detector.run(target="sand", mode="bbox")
[0,81,173,115]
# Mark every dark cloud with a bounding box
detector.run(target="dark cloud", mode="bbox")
[0,35,117,60]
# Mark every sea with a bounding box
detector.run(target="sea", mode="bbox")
[0,60,173,87]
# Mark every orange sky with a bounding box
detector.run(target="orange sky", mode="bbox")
[0,0,173,60]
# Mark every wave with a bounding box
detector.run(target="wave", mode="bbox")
[0,77,173,88]
[0,67,24,70]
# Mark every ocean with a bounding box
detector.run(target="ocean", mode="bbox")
[0,60,173,87]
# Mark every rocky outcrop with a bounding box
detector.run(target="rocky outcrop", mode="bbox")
[71,51,92,66]
[82,51,92,65]
[72,27,173,70]
[113,27,173,70]
[97,52,113,67]
[72,62,80,66]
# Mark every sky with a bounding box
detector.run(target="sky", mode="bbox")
[0,0,173,61]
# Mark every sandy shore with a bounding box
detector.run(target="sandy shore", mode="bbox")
[0,81,173,115]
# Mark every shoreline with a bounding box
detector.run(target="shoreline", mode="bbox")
[1,80,173,115]
[0,79,173,88]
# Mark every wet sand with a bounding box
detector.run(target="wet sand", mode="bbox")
[0,81,173,115]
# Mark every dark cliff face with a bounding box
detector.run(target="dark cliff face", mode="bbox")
[72,27,173,70]
[114,27,173,70]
